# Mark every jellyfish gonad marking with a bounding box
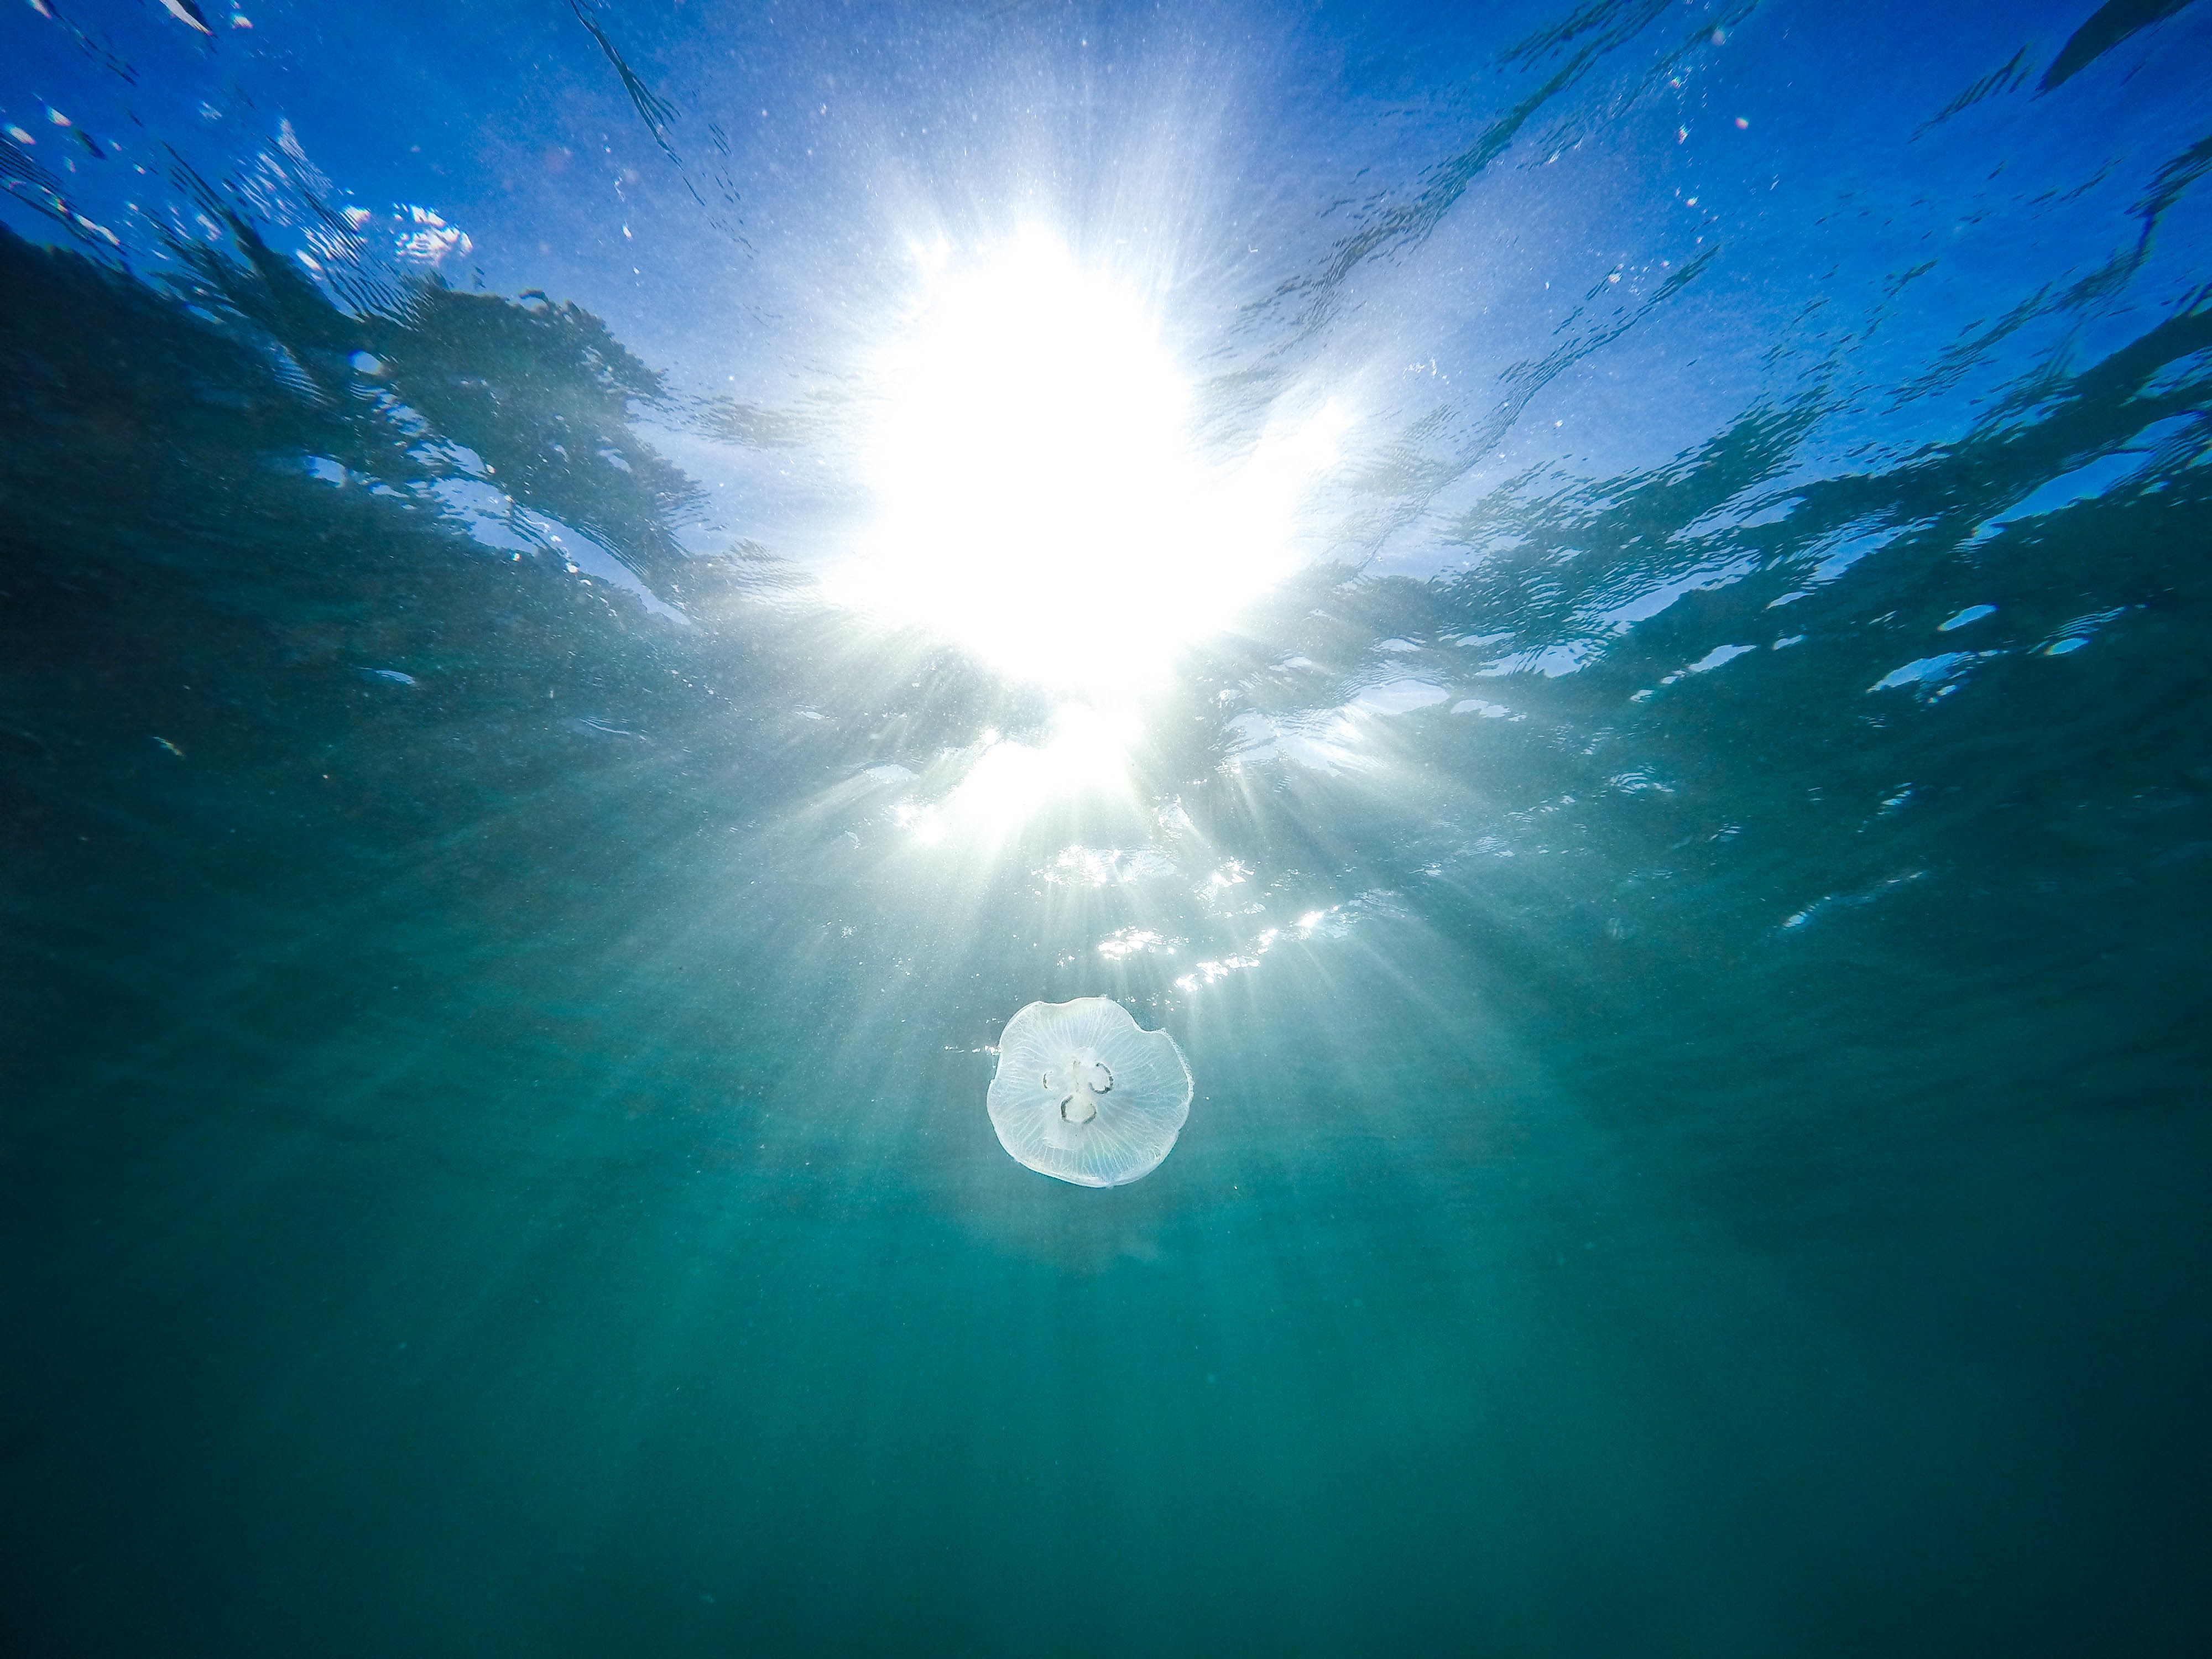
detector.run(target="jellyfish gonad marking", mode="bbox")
[1044,1056,1114,1123]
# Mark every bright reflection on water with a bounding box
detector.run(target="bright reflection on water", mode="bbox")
[832,227,1344,692]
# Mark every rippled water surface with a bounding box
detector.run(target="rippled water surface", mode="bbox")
[6,3,2211,1653]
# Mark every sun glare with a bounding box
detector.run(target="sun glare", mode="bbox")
[837,228,1342,691]
[895,702,1141,844]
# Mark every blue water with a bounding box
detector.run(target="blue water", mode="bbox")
[5,3,2211,1653]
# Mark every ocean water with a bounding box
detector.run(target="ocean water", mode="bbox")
[4,2,2211,1653]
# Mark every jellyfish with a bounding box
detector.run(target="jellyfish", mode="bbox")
[987,997,1193,1187]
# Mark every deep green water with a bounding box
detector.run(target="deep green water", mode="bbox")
[4,204,2211,1655]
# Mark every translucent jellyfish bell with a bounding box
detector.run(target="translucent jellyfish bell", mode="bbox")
[988,997,1193,1187]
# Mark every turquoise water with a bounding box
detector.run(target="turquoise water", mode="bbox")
[6,3,2212,1653]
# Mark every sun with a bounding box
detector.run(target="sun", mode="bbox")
[832,227,1342,692]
